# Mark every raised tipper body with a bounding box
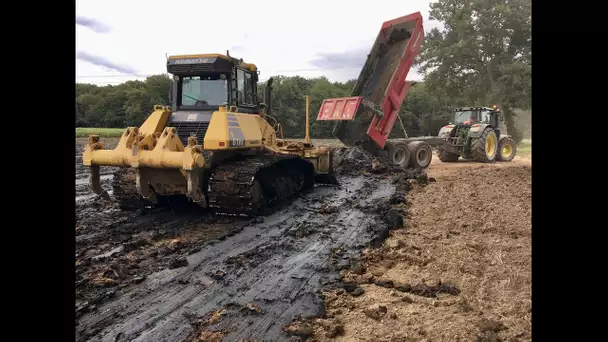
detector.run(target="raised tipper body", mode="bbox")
[317,12,441,169]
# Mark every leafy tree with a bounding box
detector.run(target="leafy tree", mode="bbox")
[75,75,171,128]
[417,0,531,142]
[75,75,502,138]
[394,82,455,138]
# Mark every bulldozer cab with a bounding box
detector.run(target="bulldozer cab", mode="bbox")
[179,74,229,108]
[167,53,261,114]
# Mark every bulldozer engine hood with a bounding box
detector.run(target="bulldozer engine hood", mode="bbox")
[168,110,213,147]
[169,110,213,123]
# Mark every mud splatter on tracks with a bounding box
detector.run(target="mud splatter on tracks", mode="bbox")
[75,139,425,342]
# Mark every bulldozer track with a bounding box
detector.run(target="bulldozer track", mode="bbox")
[110,154,316,216]
[207,154,315,217]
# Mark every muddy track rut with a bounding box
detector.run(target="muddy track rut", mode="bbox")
[77,177,394,342]
[76,139,407,342]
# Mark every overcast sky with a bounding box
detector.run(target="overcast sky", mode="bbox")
[76,0,440,85]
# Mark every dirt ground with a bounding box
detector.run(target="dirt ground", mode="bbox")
[75,138,531,342]
[308,156,532,342]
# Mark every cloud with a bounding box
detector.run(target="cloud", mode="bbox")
[76,16,111,34]
[309,45,423,82]
[309,47,369,71]
[228,45,246,54]
[75,0,435,84]
[76,51,138,75]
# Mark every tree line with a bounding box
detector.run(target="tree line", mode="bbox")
[75,0,531,142]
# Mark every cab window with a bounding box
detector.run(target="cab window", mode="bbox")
[237,69,254,105]
[479,110,491,123]
[180,75,227,107]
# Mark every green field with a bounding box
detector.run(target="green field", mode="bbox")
[75,127,531,157]
[76,128,124,138]
[518,139,532,156]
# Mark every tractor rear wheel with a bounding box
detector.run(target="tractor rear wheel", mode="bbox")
[438,149,460,162]
[408,141,432,168]
[496,137,517,161]
[386,141,411,168]
[472,128,498,162]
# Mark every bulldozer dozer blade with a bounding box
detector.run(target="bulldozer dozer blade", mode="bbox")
[83,123,206,205]
[89,165,103,195]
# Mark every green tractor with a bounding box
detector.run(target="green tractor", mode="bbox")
[436,106,517,163]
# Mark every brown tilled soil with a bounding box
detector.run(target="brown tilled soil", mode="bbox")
[308,156,532,342]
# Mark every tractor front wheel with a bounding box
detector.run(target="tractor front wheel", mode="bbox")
[496,137,517,161]
[472,128,498,162]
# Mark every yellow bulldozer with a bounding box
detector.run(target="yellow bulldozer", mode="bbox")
[82,53,337,216]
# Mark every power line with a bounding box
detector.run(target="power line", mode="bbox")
[76,74,152,78]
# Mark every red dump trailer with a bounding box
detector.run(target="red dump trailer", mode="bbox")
[317,11,443,169]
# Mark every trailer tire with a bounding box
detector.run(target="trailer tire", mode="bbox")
[408,141,433,169]
[386,141,411,168]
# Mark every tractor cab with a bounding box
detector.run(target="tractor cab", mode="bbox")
[452,106,501,127]
[451,105,501,127]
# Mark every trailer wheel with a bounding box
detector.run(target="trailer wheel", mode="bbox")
[408,141,433,169]
[386,141,411,168]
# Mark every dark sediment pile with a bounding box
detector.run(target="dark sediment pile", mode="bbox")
[332,146,429,177]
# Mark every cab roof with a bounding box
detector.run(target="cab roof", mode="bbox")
[167,53,257,72]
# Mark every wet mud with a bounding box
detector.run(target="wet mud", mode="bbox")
[75,139,427,342]
[75,138,119,204]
